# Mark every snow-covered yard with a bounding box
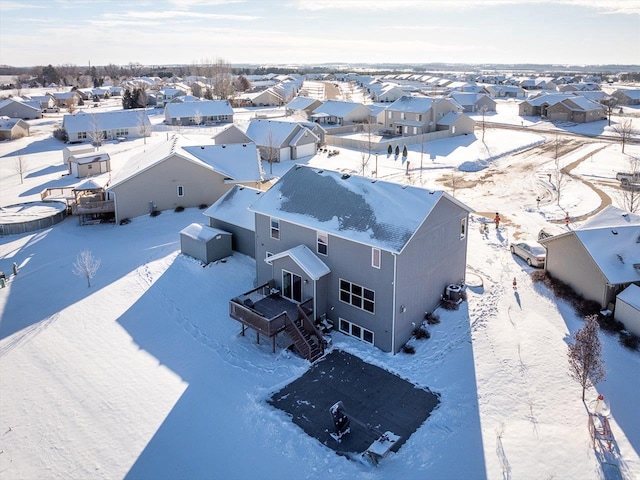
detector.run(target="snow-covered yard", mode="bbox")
[1,101,639,479]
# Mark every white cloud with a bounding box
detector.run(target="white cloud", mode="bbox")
[165,0,246,9]
[101,10,257,21]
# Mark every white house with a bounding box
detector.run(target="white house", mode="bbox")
[62,109,151,143]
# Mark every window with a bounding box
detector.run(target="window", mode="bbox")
[401,112,405,120]
[418,114,422,121]
[115,128,128,136]
[282,270,302,303]
[78,132,87,139]
[177,185,184,197]
[413,127,417,135]
[339,318,374,344]
[317,231,328,256]
[270,218,280,240]
[371,248,381,269]
[339,279,375,313]
[388,111,392,119]
[404,126,408,134]
[460,217,467,239]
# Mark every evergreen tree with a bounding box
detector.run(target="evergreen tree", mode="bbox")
[402,145,408,157]
[387,144,392,155]
[122,89,133,109]
[395,145,400,156]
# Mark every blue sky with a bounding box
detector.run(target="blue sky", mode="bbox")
[1,0,639,67]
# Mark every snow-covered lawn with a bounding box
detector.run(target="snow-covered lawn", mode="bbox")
[1,103,639,479]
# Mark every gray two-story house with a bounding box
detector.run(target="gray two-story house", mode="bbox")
[229,165,472,357]
[384,96,464,136]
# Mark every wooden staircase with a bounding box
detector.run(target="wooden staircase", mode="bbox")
[284,306,326,363]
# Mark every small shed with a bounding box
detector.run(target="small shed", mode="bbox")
[615,283,640,337]
[63,144,95,165]
[69,152,111,178]
[180,223,232,264]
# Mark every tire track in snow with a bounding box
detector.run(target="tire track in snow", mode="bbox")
[0,313,59,358]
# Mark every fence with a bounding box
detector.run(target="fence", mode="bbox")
[326,129,453,153]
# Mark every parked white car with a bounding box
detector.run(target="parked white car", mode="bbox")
[510,242,546,268]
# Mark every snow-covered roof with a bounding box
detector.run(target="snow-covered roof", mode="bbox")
[574,225,640,285]
[180,223,230,242]
[615,89,640,100]
[0,98,40,113]
[386,96,433,113]
[164,100,233,118]
[109,135,263,189]
[73,178,104,191]
[285,96,319,111]
[71,153,110,165]
[182,143,263,183]
[312,100,371,117]
[249,165,472,253]
[448,92,492,106]
[265,245,330,281]
[245,119,309,147]
[617,283,640,310]
[437,112,465,126]
[581,205,640,229]
[523,93,575,107]
[203,185,262,230]
[63,110,150,133]
[562,96,604,112]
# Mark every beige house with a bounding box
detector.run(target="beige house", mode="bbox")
[384,96,464,136]
[310,100,372,126]
[107,136,263,223]
[539,207,640,310]
[546,97,605,123]
[0,117,30,140]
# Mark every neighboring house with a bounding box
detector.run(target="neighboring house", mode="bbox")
[164,100,234,126]
[539,206,640,310]
[107,136,263,223]
[48,91,83,109]
[384,96,463,136]
[233,88,284,107]
[615,284,640,337]
[68,152,111,178]
[213,124,253,145]
[0,98,42,119]
[612,89,640,105]
[285,96,323,117]
[484,85,526,99]
[204,185,264,258]
[310,100,372,126]
[245,119,319,161]
[545,96,605,123]
[156,88,187,108]
[0,117,30,140]
[62,109,151,143]
[448,92,497,113]
[232,165,473,354]
[370,84,405,103]
[436,112,475,135]
[24,94,57,111]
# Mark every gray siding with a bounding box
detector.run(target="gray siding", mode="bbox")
[545,235,610,307]
[209,218,255,258]
[110,155,232,223]
[395,198,469,353]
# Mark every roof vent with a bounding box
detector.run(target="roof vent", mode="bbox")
[341,174,350,180]
[201,146,204,149]
[402,184,408,189]
[611,229,618,235]
[222,145,226,148]
[242,144,246,147]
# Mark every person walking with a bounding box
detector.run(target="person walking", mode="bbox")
[494,213,501,230]
[513,277,517,290]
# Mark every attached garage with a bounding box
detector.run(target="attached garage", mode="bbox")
[180,223,232,264]
[615,284,640,337]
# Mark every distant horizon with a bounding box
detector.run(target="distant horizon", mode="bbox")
[1,0,639,68]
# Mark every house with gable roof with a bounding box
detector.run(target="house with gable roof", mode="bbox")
[546,96,605,123]
[539,206,640,311]
[63,109,151,143]
[0,117,30,140]
[232,88,284,107]
[448,92,496,113]
[245,119,319,161]
[310,100,372,126]
[612,89,640,106]
[164,100,233,126]
[285,96,323,117]
[384,96,468,136]
[229,165,473,356]
[0,98,42,120]
[156,87,188,107]
[106,135,263,223]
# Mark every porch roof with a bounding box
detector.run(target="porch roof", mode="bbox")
[266,245,330,280]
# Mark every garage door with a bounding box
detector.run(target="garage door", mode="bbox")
[294,143,316,159]
[279,147,291,162]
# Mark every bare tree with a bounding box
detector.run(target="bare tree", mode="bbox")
[568,315,605,401]
[612,119,635,154]
[212,58,235,100]
[600,97,618,127]
[72,249,101,288]
[66,95,78,114]
[14,156,28,184]
[193,108,203,126]
[265,129,280,177]
[12,76,22,97]
[190,82,203,98]
[553,156,567,206]
[138,110,151,145]
[617,156,640,213]
[479,104,489,142]
[88,115,104,148]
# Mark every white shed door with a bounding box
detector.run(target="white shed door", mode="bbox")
[71,162,79,177]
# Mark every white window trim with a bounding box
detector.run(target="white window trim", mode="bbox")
[270,217,280,240]
[371,248,381,269]
[317,231,328,256]
[460,217,467,239]
[339,278,375,314]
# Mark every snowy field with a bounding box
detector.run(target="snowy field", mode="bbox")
[1,98,639,480]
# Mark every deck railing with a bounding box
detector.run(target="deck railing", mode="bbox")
[71,200,115,215]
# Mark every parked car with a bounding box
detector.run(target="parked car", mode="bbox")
[510,242,546,268]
